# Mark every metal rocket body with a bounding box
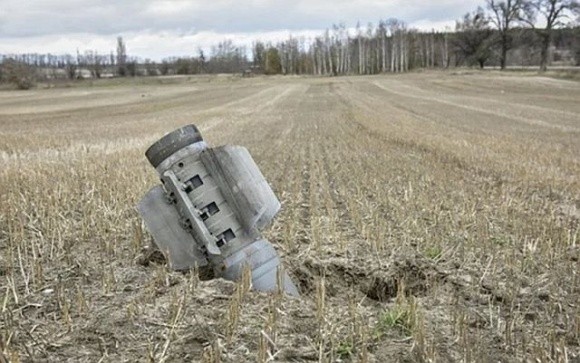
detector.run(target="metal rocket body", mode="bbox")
[137,125,299,296]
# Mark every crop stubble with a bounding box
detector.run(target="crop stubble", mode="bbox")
[0,72,579,362]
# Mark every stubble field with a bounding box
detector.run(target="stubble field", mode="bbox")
[0,72,579,362]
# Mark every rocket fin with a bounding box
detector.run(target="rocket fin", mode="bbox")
[137,185,209,270]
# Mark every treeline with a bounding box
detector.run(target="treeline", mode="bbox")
[1,0,579,88]
[0,37,250,85]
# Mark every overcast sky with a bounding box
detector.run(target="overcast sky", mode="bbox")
[0,0,483,60]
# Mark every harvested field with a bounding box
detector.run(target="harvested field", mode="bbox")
[1,72,579,362]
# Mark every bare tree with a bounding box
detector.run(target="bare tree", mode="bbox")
[378,21,388,72]
[487,0,533,69]
[126,59,138,77]
[116,36,127,76]
[387,19,400,72]
[198,48,206,73]
[0,59,36,89]
[264,47,282,75]
[253,41,265,72]
[64,55,77,80]
[528,0,579,71]
[85,50,103,78]
[366,23,375,74]
[454,7,495,68]
[144,59,157,76]
[356,22,364,74]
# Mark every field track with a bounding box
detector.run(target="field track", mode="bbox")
[1,72,579,362]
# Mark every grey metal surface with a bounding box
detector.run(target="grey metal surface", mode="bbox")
[200,146,281,231]
[155,142,207,175]
[160,169,222,257]
[137,186,208,270]
[222,238,299,296]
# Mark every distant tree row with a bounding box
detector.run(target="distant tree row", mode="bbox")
[156,41,248,75]
[1,0,579,88]
[259,0,579,75]
[0,36,139,88]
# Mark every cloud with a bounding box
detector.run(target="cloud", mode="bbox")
[0,29,322,61]
[411,19,456,32]
[0,0,482,36]
[0,0,483,59]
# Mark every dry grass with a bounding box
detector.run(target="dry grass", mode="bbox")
[0,72,579,362]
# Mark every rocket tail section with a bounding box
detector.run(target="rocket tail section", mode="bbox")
[138,124,299,297]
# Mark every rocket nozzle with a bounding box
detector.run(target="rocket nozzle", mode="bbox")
[145,124,204,168]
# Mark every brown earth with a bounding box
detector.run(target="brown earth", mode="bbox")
[0,71,579,362]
